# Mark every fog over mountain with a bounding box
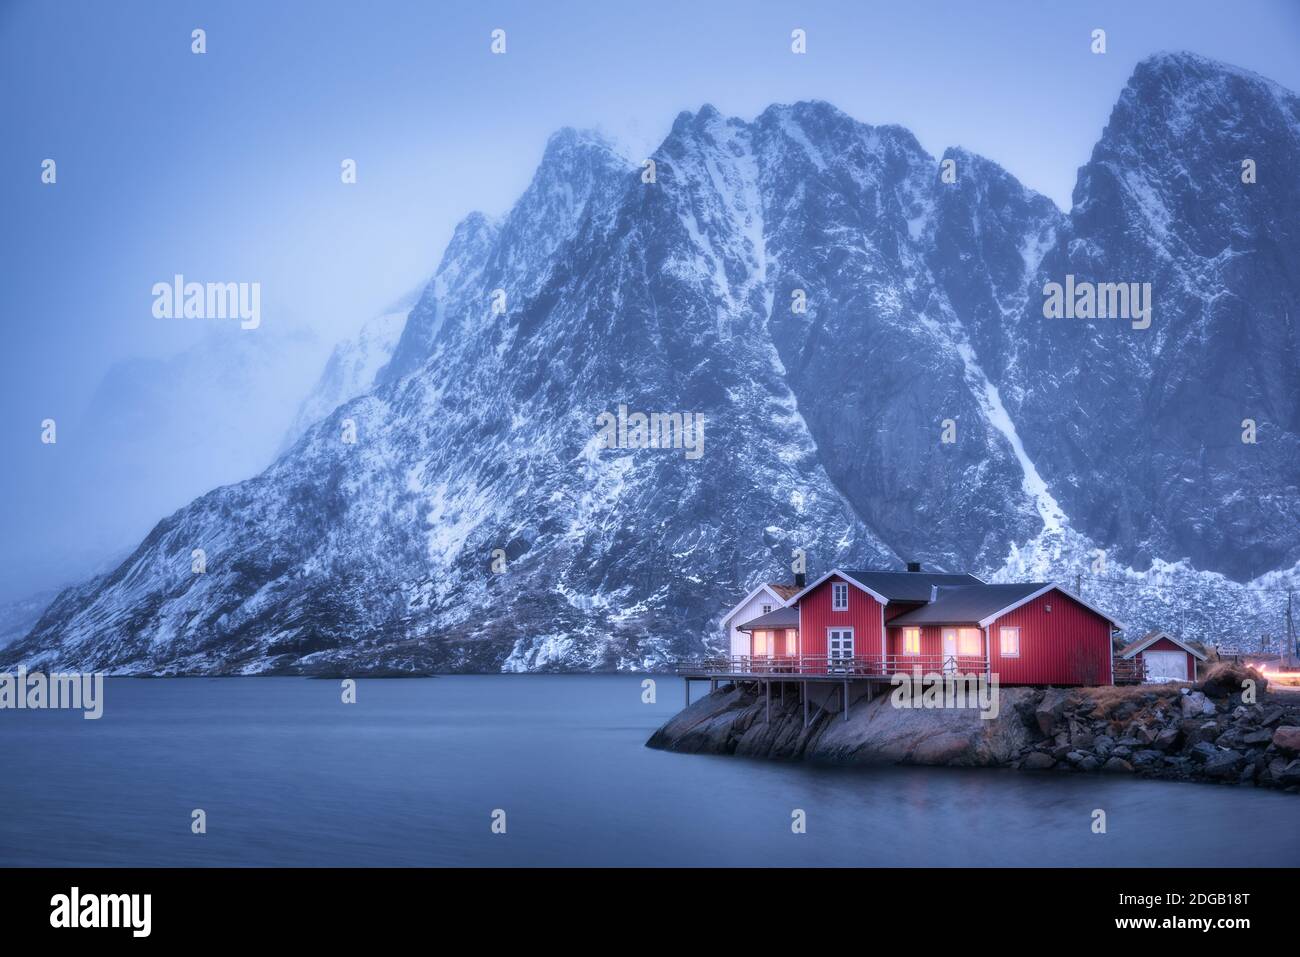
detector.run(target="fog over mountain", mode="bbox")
[9,52,1298,674]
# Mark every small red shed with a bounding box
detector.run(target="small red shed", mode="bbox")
[1117,630,1207,683]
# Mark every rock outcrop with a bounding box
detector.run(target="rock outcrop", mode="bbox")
[648,666,1300,791]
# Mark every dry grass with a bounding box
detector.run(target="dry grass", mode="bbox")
[1075,682,1184,718]
[1198,660,1267,697]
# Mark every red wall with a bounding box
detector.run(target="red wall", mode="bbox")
[987,588,1112,685]
[885,624,985,663]
[883,602,922,623]
[798,575,884,658]
[886,624,944,658]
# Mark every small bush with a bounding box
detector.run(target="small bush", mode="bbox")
[1197,660,1267,698]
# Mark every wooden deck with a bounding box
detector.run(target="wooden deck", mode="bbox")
[672,654,993,722]
[673,653,1143,720]
[674,654,990,681]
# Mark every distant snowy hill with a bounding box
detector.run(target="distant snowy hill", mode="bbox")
[279,299,415,453]
[9,52,1298,674]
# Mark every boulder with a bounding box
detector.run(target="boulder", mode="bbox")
[1271,726,1300,754]
[1101,757,1133,774]
[1153,727,1182,751]
[1275,759,1300,788]
[1022,751,1056,770]
[1198,662,1266,699]
[1132,749,1163,768]
[1035,690,1070,736]
[1013,693,1047,736]
[1259,706,1285,727]
[1242,728,1273,746]
[1188,741,1219,762]
[1201,749,1246,780]
[1078,755,1101,772]
[1181,692,1215,718]
[1213,730,1243,749]
[1183,721,1220,746]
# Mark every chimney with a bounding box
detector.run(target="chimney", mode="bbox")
[930,585,939,602]
[907,561,922,573]
[794,571,806,588]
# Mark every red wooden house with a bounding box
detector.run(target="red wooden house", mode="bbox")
[733,564,1124,686]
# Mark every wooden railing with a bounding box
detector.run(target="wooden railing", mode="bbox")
[682,654,1153,685]
[1112,657,1148,685]
[675,654,990,677]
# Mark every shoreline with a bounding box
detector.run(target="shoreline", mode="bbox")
[646,667,1300,792]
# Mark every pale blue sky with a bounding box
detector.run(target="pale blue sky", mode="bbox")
[2,0,1299,600]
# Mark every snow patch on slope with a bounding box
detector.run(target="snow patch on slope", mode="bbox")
[954,343,1068,534]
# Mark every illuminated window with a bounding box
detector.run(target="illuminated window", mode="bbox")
[1000,627,1020,657]
[903,627,921,655]
[753,631,768,656]
[832,582,849,611]
[785,630,798,655]
[958,628,982,655]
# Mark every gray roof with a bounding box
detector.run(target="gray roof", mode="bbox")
[841,569,985,603]
[888,583,1049,625]
[736,606,800,631]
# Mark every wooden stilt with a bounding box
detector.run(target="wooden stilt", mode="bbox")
[843,679,850,721]
[765,680,771,724]
[684,678,690,708]
[802,681,809,728]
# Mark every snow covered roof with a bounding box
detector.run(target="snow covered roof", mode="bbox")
[1118,630,1207,660]
[722,583,799,627]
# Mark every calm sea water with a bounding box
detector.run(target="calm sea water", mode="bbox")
[1,675,1296,867]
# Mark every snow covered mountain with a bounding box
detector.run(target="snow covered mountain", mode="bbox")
[10,52,1299,674]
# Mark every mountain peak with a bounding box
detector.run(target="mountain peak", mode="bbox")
[544,125,614,153]
[1124,50,1297,108]
[1134,50,1271,83]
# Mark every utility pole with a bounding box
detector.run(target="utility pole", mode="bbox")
[1287,590,1297,662]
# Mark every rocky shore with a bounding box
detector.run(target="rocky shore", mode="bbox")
[646,665,1300,791]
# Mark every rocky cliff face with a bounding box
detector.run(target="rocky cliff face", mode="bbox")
[1009,53,1300,581]
[8,53,1299,674]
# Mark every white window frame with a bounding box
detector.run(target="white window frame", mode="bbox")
[831,582,849,611]
[761,604,773,615]
[999,626,1020,657]
[902,627,921,655]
